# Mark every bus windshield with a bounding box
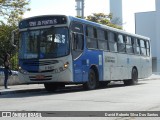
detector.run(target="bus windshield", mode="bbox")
[19,27,69,59]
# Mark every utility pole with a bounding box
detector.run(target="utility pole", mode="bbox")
[75,0,84,18]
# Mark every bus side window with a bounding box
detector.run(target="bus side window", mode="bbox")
[86,26,94,38]
[97,29,108,50]
[86,26,98,49]
[94,28,97,38]
[133,38,137,54]
[140,39,147,56]
[108,32,117,52]
[146,41,150,56]
[73,33,84,50]
[117,34,125,53]
[126,36,134,54]
[135,39,141,55]
[71,22,84,51]
[71,22,84,59]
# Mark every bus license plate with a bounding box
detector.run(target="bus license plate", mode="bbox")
[36,75,45,80]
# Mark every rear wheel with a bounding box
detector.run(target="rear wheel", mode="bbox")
[83,69,99,90]
[124,68,138,85]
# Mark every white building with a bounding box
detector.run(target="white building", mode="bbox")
[75,0,84,18]
[135,0,159,72]
[109,0,123,26]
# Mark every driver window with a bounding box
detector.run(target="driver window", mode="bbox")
[73,34,84,50]
[71,22,84,59]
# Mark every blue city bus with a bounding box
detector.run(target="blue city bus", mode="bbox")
[12,15,152,91]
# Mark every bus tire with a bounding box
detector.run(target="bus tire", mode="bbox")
[124,68,138,85]
[83,69,98,90]
[44,83,57,92]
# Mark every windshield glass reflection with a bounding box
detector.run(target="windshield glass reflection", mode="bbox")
[19,27,69,59]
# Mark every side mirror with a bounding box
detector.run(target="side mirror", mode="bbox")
[11,29,19,47]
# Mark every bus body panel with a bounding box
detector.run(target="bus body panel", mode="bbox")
[117,53,129,80]
[103,52,117,80]
[103,52,152,81]
[17,15,152,87]
[73,49,103,82]
[139,56,152,78]
[18,55,73,83]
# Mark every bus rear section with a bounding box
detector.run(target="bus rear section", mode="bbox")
[70,16,152,89]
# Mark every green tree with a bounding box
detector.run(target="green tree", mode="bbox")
[0,22,17,68]
[0,0,30,25]
[0,0,30,69]
[86,13,122,30]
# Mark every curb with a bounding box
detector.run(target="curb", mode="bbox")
[0,88,45,96]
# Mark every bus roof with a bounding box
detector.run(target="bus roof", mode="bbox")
[19,15,150,40]
[68,16,150,41]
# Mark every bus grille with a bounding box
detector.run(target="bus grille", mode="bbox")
[23,60,58,66]
[28,70,54,73]
[30,75,52,81]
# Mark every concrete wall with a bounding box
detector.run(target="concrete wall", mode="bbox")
[0,75,22,86]
[155,10,160,72]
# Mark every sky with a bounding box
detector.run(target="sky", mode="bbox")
[23,0,155,33]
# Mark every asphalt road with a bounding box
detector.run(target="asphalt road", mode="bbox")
[0,79,160,120]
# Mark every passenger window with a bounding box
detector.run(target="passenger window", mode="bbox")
[86,26,94,38]
[146,41,150,49]
[97,29,108,50]
[105,31,108,40]
[94,28,97,38]
[73,34,84,50]
[117,34,125,53]
[97,29,105,40]
[126,36,134,54]
[140,39,147,56]
[87,38,97,49]
[86,26,98,49]
[108,32,117,52]
[134,39,140,55]
[140,40,145,48]
[146,41,150,56]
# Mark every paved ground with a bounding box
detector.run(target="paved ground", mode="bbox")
[0,74,160,120]
[0,73,160,95]
[0,84,45,95]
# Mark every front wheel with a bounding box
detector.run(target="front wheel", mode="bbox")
[124,68,138,85]
[83,69,99,90]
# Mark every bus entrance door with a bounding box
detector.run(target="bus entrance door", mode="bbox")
[73,59,84,82]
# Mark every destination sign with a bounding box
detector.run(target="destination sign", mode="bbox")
[19,15,67,29]
[29,19,58,27]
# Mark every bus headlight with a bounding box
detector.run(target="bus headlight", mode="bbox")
[64,62,69,69]
[19,66,28,74]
